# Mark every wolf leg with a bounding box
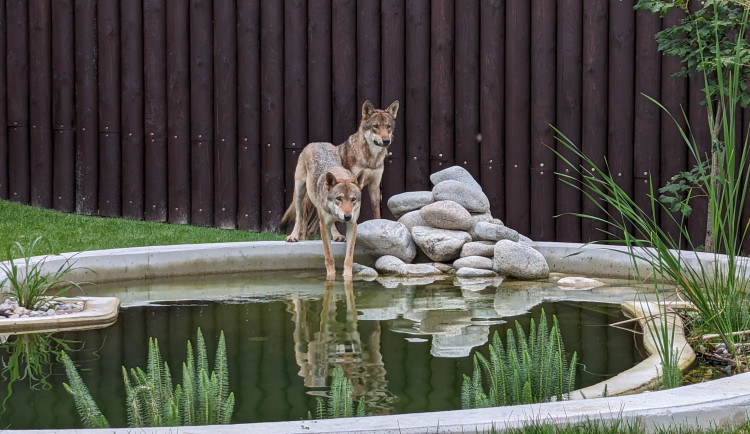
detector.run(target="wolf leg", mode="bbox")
[342,220,357,277]
[319,218,336,279]
[285,180,307,242]
[330,223,346,242]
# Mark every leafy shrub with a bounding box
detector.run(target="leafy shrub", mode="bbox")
[311,365,365,419]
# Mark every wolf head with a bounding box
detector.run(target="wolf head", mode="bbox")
[361,100,399,148]
[324,171,366,223]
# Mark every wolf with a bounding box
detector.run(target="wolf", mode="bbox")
[283,142,365,279]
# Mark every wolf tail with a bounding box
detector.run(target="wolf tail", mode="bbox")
[280,195,319,239]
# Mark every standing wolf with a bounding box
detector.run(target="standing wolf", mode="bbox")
[284,142,365,279]
[282,100,400,242]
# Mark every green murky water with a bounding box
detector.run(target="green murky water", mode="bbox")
[0,273,644,429]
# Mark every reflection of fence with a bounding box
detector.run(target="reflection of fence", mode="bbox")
[1,1,748,243]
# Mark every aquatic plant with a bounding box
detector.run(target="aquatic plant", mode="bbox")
[461,310,577,408]
[62,328,234,428]
[554,1,750,371]
[0,237,86,310]
[311,365,365,419]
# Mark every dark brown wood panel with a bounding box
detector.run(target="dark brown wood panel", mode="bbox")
[580,0,608,242]
[120,0,145,219]
[7,0,30,204]
[214,0,238,229]
[29,0,52,208]
[237,0,261,231]
[505,0,531,235]
[331,0,357,146]
[479,0,505,221]
[404,0,431,192]
[97,0,121,217]
[188,0,212,226]
[307,0,332,143]
[0,3,7,199]
[51,0,75,212]
[284,0,307,213]
[530,0,558,241]
[455,0,480,180]
[380,0,406,220]
[143,0,168,222]
[430,0,455,175]
[74,0,98,214]
[260,0,284,231]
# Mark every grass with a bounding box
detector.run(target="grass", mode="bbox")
[0,199,285,260]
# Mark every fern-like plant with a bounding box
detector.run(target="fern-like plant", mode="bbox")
[62,328,234,428]
[311,365,365,419]
[461,310,577,408]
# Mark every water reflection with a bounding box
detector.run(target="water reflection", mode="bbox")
[290,280,394,414]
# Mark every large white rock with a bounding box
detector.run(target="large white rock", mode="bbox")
[419,200,473,231]
[453,255,493,270]
[433,180,490,213]
[460,241,496,258]
[472,221,520,242]
[357,219,417,263]
[398,210,428,232]
[411,226,472,262]
[387,191,435,219]
[430,165,483,191]
[493,239,549,280]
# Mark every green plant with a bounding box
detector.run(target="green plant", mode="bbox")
[310,365,365,419]
[0,237,86,310]
[62,328,234,428]
[461,310,577,408]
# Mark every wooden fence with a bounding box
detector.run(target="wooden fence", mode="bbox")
[1,0,749,245]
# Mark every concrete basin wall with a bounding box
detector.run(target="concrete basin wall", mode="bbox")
[1,240,748,433]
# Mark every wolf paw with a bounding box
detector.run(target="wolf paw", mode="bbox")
[332,234,346,242]
[285,235,299,242]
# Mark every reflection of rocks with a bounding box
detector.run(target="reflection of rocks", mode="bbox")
[431,325,490,358]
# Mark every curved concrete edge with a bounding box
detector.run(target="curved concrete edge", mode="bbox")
[0,241,375,285]
[573,301,696,399]
[24,372,750,434]
[0,297,120,335]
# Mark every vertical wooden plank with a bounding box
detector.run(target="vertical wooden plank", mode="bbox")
[29,0,52,208]
[381,0,406,220]
[188,0,212,226]
[505,0,531,235]
[530,0,557,241]
[331,0,356,145]
[167,0,192,224]
[607,0,635,240]
[430,0,454,174]
[686,77,710,246]
[284,0,307,211]
[143,0,168,222]
[260,0,284,231]
[580,0,608,242]
[454,0,480,180]
[553,0,581,242]
[214,0,238,229]
[74,0,98,214]
[51,0,75,212]
[307,0,331,143]
[0,4,7,200]
[404,0,431,192]
[237,0,261,231]
[633,8,661,228]
[659,9,688,244]
[480,0,504,220]
[97,0,121,217]
[357,0,380,109]
[121,0,144,219]
[357,0,381,220]
[7,0,30,204]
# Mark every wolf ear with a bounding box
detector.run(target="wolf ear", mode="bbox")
[362,100,375,120]
[354,170,367,189]
[325,172,338,190]
[387,100,399,119]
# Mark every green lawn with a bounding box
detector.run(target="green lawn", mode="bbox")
[0,199,285,260]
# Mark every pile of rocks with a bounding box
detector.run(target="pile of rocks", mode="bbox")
[354,166,549,283]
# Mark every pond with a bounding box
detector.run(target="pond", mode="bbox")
[0,273,644,429]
